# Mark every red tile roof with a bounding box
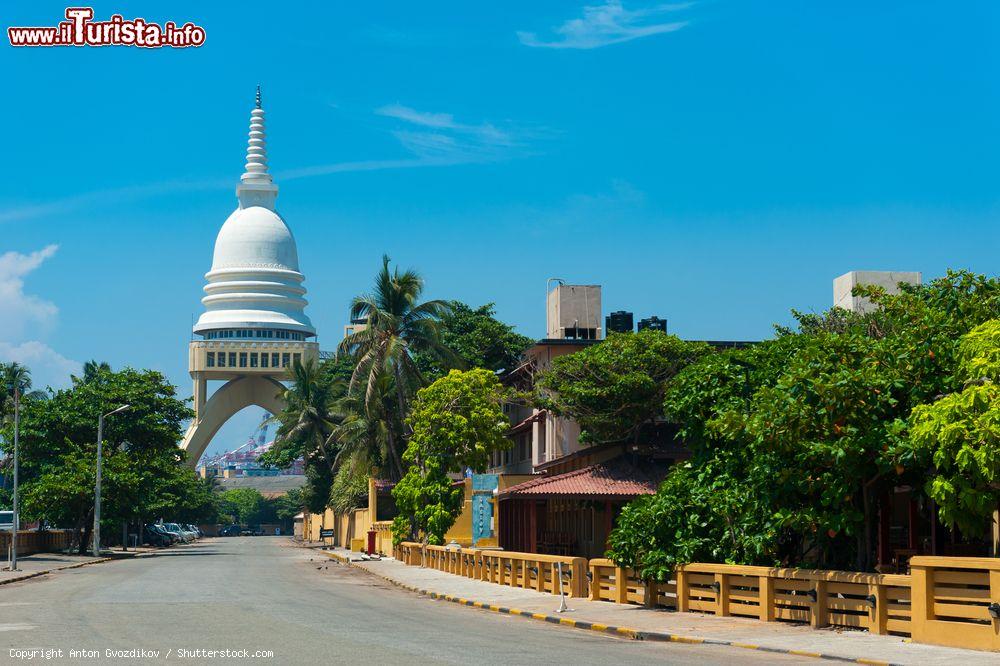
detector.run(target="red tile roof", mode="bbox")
[499,457,667,499]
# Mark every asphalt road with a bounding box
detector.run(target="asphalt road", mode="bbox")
[0,538,804,665]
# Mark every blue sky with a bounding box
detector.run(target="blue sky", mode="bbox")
[2,1,998,457]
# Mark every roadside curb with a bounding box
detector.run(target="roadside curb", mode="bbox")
[319,550,901,666]
[0,556,116,586]
[0,541,200,586]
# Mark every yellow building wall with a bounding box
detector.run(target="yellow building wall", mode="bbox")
[443,475,535,548]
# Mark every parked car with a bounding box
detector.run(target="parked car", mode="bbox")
[143,524,173,547]
[162,523,193,543]
[145,523,177,545]
[187,525,203,538]
[219,525,241,537]
[0,510,13,530]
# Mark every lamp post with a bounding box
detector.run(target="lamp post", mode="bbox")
[93,404,129,558]
[8,386,20,572]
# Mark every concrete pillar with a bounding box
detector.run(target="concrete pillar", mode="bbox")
[193,375,207,418]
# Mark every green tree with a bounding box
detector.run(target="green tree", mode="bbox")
[391,369,510,548]
[414,301,533,380]
[264,358,339,470]
[0,362,47,426]
[609,271,1000,572]
[275,487,305,523]
[897,320,1000,537]
[71,360,112,385]
[217,488,273,526]
[10,367,196,552]
[338,255,455,475]
[536,330,710,445]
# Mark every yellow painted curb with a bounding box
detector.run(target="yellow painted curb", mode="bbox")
[669,635,704,644]
[306,546,903,665]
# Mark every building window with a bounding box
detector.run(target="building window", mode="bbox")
[228,352,237,367]
[216,352,225,368]
[271,353,280,367]
[293,353,301,365]
[250,353,258,368]
[239,352,248,368]
[282,353,290,367]
[261,353,269,368]
[206,352,215,368]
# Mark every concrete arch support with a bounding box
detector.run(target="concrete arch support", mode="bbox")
[180,374,285,466]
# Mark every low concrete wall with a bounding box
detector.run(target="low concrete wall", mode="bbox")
[0,529,74,556]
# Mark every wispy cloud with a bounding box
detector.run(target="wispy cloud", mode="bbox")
[518,1,691,50]
[283,104,535,180]
[0,178,229,224]
[2,106,539,218]
[0,245,81,390]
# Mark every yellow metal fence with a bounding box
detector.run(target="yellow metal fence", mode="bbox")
[589,559,912,636]
[390,545,1000,652]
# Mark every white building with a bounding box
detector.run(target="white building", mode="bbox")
[180,88,319,465]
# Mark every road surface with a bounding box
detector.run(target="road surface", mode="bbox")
[0,537,802,664]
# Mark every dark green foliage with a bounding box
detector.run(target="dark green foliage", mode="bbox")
[536,330,710,445]
[414,301,533,380]
[610,271,1000,572]
[6,366,212,551]
[391,369,509,546]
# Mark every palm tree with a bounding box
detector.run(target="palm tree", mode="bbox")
[1,362,46,423]
[270,358,339,470]
[71,360,111,385]
[329,370,401,479]
[337,255,456,465]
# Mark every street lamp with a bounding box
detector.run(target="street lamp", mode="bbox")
[93,404,129,557]
[7,386,20,572]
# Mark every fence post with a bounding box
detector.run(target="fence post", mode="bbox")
[758,574,775,622]
[614,566,629,604]
[810,579,828,629]
[716,573,730,616]
[589,563,601,601]
[570,557,587,597]
[868,582,888,635]
[909,562,931,643]
[676,567,689,612]
[643,579,659,608]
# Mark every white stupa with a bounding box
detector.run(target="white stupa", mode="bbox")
[194,86,315,337]
[181,88,319,466]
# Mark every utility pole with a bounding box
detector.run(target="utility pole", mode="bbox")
[9,386,20,571]
[93,404,129,558]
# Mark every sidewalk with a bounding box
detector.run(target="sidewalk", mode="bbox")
[0,546,165,586]
[319,547,997,666]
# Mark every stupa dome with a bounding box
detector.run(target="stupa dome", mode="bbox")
[193,88,315,337]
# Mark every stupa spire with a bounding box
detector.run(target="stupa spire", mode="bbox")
[237,86,277,209]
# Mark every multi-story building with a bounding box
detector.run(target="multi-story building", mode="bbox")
[487,284,712,559]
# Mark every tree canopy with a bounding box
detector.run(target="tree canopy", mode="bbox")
[5,365,210,552]
[536,330,709,445]
[414,301,533,380]
[391,369,510,546]
[610,271,1000,574]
